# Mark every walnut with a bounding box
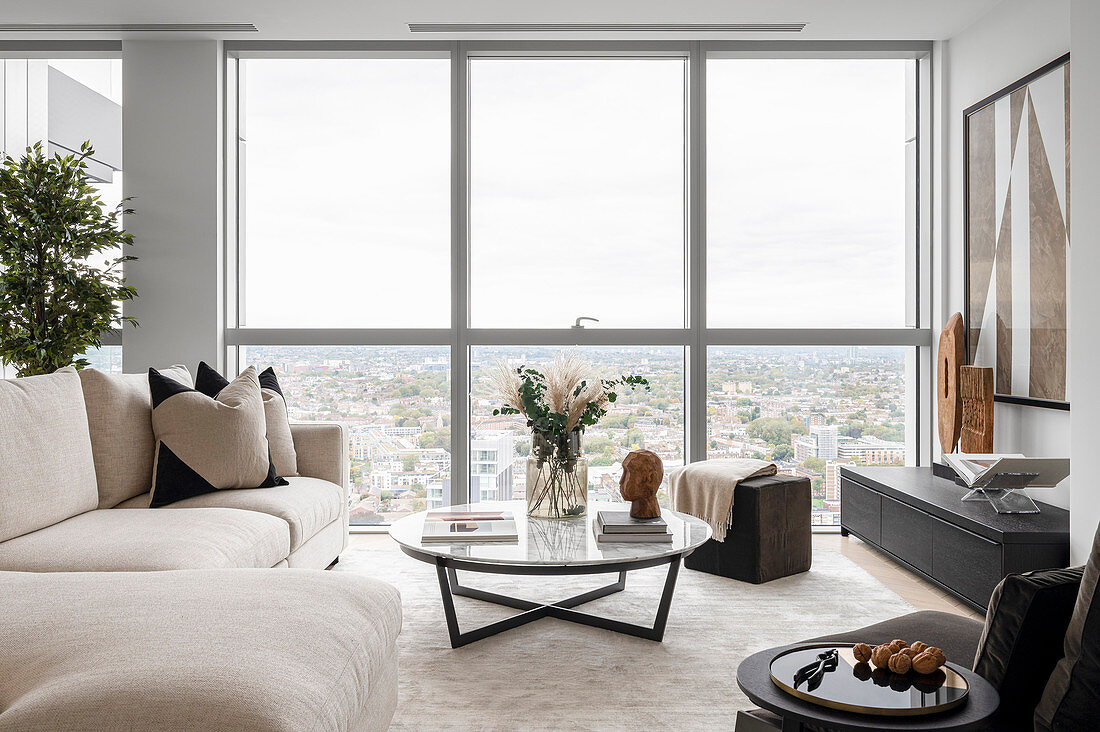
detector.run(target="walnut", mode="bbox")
[870,644,894,668]
[888,640,907,654]
[910,641,929,654]
[926,647,947,667]
[891,639,910,649]
[912,651,942,675]
[887,652,912,674]
[853,643,873,663]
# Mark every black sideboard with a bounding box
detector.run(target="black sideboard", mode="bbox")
[840,466,1070,612]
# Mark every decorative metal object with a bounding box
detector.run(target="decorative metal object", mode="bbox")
[937,312,965,453]
[961,471,1042,514]
[526,432,588,519]
[793,649,839,692]
[960,366,995,453]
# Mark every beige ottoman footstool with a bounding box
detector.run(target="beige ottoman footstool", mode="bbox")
[0,569,401,731]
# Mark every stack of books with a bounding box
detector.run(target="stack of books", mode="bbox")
[593,510,672,543]
[421,509,519,543]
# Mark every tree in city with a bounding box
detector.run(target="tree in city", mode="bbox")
[746,416,806,447]
[401,454,419,472]
[771,444,793,462]
[803,456,826,475]
[621,427,645,449]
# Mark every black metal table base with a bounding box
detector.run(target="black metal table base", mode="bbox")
[433,555,683,648]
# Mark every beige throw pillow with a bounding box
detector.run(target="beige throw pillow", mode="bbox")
[149,366,287,508]
[195,361,298,477]
[78,365,193,508]
[0,367,99,541]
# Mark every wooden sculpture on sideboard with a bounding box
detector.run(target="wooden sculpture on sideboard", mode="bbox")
[937,313,965,453]
[960,366,995,452]
[938,312,995,454]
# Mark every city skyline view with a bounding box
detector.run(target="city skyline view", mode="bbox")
[240,345,909,527]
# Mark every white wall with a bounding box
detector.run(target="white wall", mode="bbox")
[122,40,224,372]
[937,0,1072,511]
[1069,0,1100,563]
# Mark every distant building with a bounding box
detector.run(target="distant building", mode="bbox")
[792,425,839,462]
[470,431,515,502]
[837,436,904,465]
[426,479,451,510]
[824,459,853,501]
[810,426,839,460]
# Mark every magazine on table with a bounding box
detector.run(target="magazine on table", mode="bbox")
[596,510,668,534]
[426,510,514,523]
[421,517,519,543]
[942,453,1070,488]
[591,522,673,543]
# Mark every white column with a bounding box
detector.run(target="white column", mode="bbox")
[122,40,224,372]
[1070,0,1100,563]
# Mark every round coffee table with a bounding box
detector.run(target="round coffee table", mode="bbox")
[390,500,711,648]
[736,644,1000,731]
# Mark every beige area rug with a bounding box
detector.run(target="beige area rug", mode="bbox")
[335,543,914,731]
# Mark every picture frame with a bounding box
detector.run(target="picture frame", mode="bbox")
[963,53,1070,410]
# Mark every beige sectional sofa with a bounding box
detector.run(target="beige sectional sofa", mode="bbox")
[0,367,400,731]
[0,367,349,571]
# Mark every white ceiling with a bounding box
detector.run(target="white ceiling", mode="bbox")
[0,0,1005,41]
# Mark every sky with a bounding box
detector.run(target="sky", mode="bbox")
[242,56,911,330]
[13,57,910,331]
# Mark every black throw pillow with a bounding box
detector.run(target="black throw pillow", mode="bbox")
[1035,522,1100,730]
[972,566,1082,726]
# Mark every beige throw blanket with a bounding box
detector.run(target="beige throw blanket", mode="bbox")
[669,459,778,542]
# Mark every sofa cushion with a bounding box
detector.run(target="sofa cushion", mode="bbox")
[149,366,286,508]
[1036,523,1100,731]
[0,367,98,541]
[196,361,298,477]
[78,365,193,508]
[0,507,289,571]
[973,566,1082,725]
[0,568,401,731]
[118,476,343,552]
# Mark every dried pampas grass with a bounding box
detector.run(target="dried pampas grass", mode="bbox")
[488,358,524,416]
[544,351,589,415]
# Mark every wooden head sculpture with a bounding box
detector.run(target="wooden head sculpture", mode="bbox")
[620,449,663,519]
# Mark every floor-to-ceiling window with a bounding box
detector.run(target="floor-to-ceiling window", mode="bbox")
[228,44,930,529]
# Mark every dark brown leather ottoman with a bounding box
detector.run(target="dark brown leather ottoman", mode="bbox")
[683,473,811,583]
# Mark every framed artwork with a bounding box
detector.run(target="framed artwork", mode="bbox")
[964,53,1070,410]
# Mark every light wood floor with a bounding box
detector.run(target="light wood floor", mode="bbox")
[346,531,985,622]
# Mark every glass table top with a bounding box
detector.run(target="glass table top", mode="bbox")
[389,500,712,567]
[770,645,970,717]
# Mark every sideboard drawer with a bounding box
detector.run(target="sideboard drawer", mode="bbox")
[932,518,1003,608]
[841,479,881,545]
[881,496,933,575]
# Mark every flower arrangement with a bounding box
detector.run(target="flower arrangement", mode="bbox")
[489,351,648,518]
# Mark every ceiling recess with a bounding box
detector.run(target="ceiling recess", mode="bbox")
[408,23,807,33]
[0,23,259,33]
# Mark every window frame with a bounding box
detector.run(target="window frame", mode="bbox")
[224,41,934,520]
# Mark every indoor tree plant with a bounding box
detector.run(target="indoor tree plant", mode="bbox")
[0,141,137,376]
[490,351,648,519]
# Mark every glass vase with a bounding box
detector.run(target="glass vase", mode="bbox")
[526,432,588,519]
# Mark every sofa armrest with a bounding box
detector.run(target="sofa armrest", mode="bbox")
[290,422,349,494]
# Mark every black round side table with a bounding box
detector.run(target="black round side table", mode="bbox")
[736,644,1000,731]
